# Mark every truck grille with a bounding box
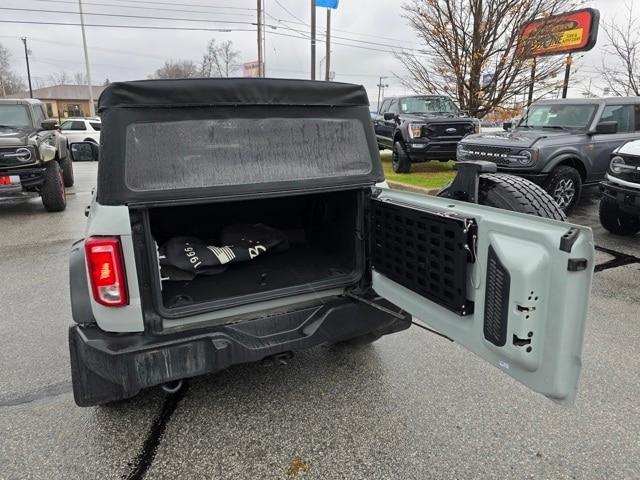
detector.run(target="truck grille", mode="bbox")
[0,147,34,168]
[611,154,640,183]
[458,144,513,165]
[425,123,473,139]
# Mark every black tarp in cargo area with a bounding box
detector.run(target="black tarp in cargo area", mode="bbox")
[96,78,383,205]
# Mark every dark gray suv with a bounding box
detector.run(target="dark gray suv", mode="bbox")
[457,97,640,212]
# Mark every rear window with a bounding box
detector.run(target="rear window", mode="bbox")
[60,121,86,131]
[89,122,101,131]
[124,118,373,192]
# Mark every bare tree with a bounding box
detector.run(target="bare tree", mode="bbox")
[599,1,640,96]
[201,39,241,77]
[73,71,88,85]
[151,59,199,79]
[0,43,26,97]
[396,0,576,118]
[48,70,72,85]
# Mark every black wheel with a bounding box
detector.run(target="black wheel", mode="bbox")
[543,166,582,213]
[60,156,74,187]
[41,162,66,212]
[392,140,412,173]
[439,173,566,220]
[599,195,640,236]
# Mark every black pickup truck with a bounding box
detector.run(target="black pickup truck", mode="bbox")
[371,95,479,173]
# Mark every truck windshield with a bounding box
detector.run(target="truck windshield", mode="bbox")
[519,104,597,130]
[0,105,31,129]
[399,97,460,115]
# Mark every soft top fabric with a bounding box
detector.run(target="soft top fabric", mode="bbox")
[98,78,370,111]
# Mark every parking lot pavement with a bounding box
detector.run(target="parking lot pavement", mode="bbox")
[1,163,638,480]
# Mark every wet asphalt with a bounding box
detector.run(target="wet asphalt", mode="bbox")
[0,163,638,480]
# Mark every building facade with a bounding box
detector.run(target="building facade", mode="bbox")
[8,85,105,119]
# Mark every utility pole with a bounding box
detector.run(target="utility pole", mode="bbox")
[21,38,33,98]
[261,0,266,76]
[376,76,388,113]
[310,0,316,80]
[561,53,573,99]
[257,0,263,77]
[78,0,95,116]
[527,57,536,107]
[325,9,331,81]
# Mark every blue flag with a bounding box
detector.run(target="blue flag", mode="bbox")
[315,0,339,8]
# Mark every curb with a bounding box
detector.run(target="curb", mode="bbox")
[387,180,440,196]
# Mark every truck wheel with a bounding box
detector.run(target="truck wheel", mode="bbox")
[41,162,67,212]
[392,141,412,173]
[439,173,566,221]
[599,195,640,236]
[543,166,582,213]
[60,156,74,187]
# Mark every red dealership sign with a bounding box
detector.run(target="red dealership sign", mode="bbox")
[518,8,599,58]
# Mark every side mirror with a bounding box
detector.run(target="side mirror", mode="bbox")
[502,121,513,131]
[383,112,397,121]
[70,142,99,162]
[41,119,58,130]
[594,121,618,135]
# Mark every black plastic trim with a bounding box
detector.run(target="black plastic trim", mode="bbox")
[69,294,410,406]
[560,227,580,253]
[69,239,96,325]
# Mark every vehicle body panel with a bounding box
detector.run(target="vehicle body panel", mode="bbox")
[372,188,593,406]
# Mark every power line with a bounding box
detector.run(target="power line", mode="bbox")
[273,0,306,25]
[31,0,255,17]
[0,7,257,25]
[0,19,253,32]
[73,0,256,11]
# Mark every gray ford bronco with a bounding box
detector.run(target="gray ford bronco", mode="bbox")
[0,98,73,211]
[68,78,594,407]
[457,97,640,213]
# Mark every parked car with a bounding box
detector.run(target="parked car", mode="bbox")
[59,117,101,148]
[0,98,73,212]
[371,95,480,173]
[457,97,640,212]
[68,78,592,408]
[599,140,640,235]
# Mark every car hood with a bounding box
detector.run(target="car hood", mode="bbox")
[461,129,570,148]
[399,113,473,123]
[0,126,37,147]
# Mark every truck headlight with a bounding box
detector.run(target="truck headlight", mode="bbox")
[408,123,424,139]
[457,143,466,160]
[609,156,634,174]
[515,150,533,166]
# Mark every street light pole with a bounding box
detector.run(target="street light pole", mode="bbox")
[257,0,263,77]
[376,76,388,113]
[310,0,316,80]
[325,8,331,81]
[21,38,33,98]
[78,0,95,116]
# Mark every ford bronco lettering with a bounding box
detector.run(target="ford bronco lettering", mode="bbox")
[68,79,593,407]
[0,98,73,212]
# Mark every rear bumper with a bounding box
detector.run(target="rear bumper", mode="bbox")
[601,180,640,214]
[69,295,411,406]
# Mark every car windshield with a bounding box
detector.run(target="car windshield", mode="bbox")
[0,104,31,129]
[399,96,460,115]
[518,104,597,130]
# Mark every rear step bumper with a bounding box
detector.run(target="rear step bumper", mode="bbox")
[69,295,410,406]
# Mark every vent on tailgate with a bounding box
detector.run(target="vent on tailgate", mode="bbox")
[484,246,510,346]
[371,199,475,316]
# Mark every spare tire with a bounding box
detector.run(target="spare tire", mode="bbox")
[439,173,566,221]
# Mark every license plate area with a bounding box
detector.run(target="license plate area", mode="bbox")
[370,198,476,316]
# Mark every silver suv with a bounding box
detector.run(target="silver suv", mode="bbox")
[68,78,594,407]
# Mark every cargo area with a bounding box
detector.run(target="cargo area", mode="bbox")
[146,190,363,312]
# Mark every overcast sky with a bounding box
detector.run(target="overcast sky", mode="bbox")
[0,0,634,103]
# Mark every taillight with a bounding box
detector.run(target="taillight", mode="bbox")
[85,236,129,307]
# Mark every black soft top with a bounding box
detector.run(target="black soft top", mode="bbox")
[98,77,370,111]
